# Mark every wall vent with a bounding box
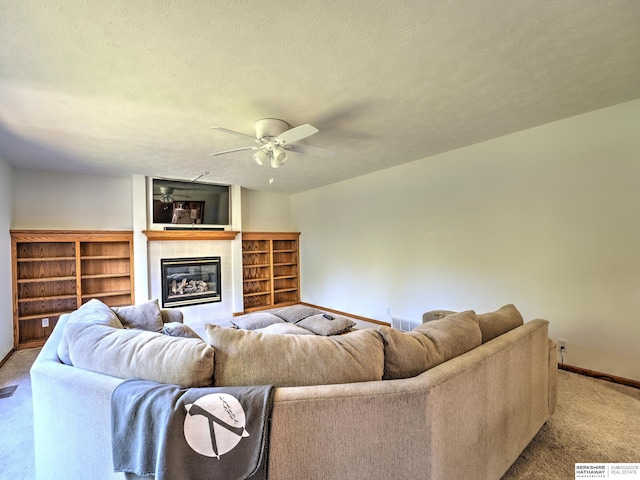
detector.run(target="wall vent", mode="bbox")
[391,316,420,332]
[0,386,18,399]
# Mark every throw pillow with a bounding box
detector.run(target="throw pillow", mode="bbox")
[66,323,214,388]
[163,322,200,339]
[204,324,384,387]
[253,323,316,335]
[57,298,124,365]
[476,304,524,343]
[112,299,164,332]
[231,312,286,330]
[270,305,322,323]
[378,310,482,380]
[296,313,356,336]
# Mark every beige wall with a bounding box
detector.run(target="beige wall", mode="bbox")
[12,170,132,230]
[0,156,14,359]
[241,188,293,232]
[292,99,640,382]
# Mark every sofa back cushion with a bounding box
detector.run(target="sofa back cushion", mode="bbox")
[65,323,214,388]
[271,305,322,323]
[57,298,124,365]
[204,324,384,387]
[230,312,286,330]
[476,304,524,343]
[378,310,482,380]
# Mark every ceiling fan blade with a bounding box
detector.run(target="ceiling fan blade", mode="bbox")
[276,124,319,144]
[210,126,258,141]
[285,144,336,157]
[209,146,258,157]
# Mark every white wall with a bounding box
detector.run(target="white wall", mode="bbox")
[13,170,132,229]
[292,99,640,382]
[0,156,14,359]
[241,188,293,232]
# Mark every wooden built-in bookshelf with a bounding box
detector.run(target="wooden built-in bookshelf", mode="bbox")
[241,232,300,313]
[11,230,134,349]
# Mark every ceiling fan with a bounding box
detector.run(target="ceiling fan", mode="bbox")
[209,118,335,168]
[153,186,194,204]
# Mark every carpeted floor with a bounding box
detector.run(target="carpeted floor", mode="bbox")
[502,370,640,479]
[1,348,638,480]
[0,348,39,480]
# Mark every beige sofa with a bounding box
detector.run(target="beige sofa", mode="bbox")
[31,302,557,480]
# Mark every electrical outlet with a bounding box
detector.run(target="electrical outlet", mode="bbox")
[41,317,49,328]
[558,339,568,352]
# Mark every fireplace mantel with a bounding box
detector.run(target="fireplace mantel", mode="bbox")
[143,230,240,241]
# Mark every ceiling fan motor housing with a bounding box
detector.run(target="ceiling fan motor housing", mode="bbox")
[254,118,289,140]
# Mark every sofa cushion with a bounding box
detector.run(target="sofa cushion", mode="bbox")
[378,310,481,380]
[204,324,384,387]
[111,299,164,332]
[477,304,524,343]
[57,299,124,365]
[253,323,316,335]
[297,313,356,336]
[66,323,214,388]
[162,322,200,339]
[231,312,286,330]
[271,305,322,323]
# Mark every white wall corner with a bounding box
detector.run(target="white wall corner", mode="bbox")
[131,174,149,302]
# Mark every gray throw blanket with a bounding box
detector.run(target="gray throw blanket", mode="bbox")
[111,379,274,480]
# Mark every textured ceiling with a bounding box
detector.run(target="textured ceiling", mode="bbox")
[1,0,639,193]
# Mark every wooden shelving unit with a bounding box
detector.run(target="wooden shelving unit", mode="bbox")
[11,230,134,349]
[241,232,300,313]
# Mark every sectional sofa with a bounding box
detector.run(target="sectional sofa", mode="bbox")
[31,300,557,480]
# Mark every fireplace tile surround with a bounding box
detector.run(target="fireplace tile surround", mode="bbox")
[147,238,235,324]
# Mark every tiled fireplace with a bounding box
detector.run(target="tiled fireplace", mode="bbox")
[147,235,236,323]
[160,256,221,308]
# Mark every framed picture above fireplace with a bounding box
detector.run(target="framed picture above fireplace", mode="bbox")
[161,256,222,308]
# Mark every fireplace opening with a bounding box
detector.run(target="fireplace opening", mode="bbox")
[160,256,221,308]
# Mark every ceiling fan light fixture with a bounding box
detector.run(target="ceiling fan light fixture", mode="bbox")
[159,187,175,203]
[272,146,287,164]
[210,118,333,174]
[252,150,267,165]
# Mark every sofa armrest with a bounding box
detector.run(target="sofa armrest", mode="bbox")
[161,309,183,324]
[422,310,455,323]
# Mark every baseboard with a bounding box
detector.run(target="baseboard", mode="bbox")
[558,363,640,390]
[300,302,390,326]
[0,349,15,369]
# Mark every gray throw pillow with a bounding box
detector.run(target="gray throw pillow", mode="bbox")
[253,323,316,335]
[476,304,524,343]
[112,299,164,332]
[378,310,482,380]
[231,312,286,330]
[271,305,322,323]
[205,324,384,387]
[66,323,214,388]
[163,322,200,339]
[296,314,356,336]
[57,298,124,365]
